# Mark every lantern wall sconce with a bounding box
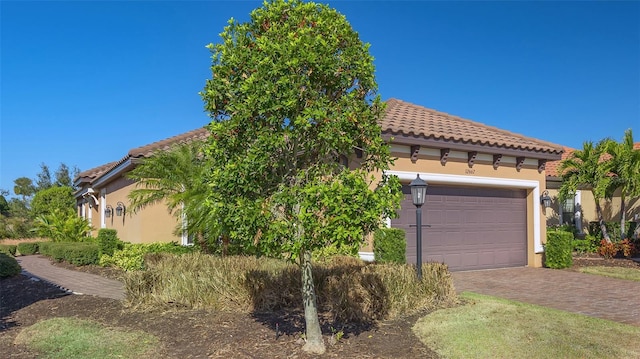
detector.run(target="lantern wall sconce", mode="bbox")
[104,205,113,218]
[115,202,126,216]
[540,190,552,209]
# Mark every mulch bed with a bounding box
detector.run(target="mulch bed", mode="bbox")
[1,260,439,358]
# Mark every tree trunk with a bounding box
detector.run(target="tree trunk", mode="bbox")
[594,199,611,243]
[300,249,325,354]
[619,194,626,240]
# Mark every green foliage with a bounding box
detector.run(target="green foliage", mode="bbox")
[373,228,406,264]
[13,177,35,202]
[99,242,195,271]
[96,229,124,256]
[17,242,39,255]
[30,186,75,218]
[559,140,614,241]
[572,234,599,254]
[201,0,401,262]
[0,253,21,277]
[0,244,17,256]
[43,242,100,266]
[545,230,573,269]
[32,210,93,242]
[123,253,458,322]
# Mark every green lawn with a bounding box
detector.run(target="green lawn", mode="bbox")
[578,266,640,281]
[413,292,640,359]
[14,317,160,359]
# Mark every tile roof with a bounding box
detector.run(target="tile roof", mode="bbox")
[75,127,210,185]
[381,99,564,156]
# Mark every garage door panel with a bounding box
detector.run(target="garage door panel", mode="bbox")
[392,185,527,271]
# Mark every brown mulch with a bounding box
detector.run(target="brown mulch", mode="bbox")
[1,262,440,358]
[569,253,640,270]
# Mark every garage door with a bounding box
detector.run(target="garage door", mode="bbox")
[391,185,527,271]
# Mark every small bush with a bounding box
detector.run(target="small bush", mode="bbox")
[545,230,573,269]
[0,253,21,277]
[619,239,636,258]
[598,240,618,259]
[572,235,599,254]
[96,229,124,256]
[17,242,39,255]
[0,244,17,256]
[100,242,195,271]
[373,228,406,264]
[38,242,54,256]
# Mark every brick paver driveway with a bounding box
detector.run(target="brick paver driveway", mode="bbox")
[452,267,640,326]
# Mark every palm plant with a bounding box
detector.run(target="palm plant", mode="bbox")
[605,129,640,239]
[559,140,613,242]
[126,141,215,246]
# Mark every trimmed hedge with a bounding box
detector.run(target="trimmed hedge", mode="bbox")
[0,244,17,257]
[42,242,100,266]
[373,228,406,264]
[96,229,124,256]
[0,253,21,277]
[17,242,39,255]
[545,230,573,269]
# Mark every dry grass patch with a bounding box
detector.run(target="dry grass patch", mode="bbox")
[578,266,640,281]
[124,253,458,323]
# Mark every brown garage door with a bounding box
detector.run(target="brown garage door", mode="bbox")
[391,185,527,271]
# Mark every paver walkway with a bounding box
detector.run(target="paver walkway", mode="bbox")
[452,267,640,326]
[16,255,125,300]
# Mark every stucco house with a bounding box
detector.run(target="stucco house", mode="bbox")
[544,144,640,235]
[75,99,564,271]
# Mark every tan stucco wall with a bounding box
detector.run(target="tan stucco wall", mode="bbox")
[545,187,640,233]
[364,145,548,267]
[77,177,182,244]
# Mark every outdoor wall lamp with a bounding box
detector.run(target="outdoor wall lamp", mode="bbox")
[540,190,552,209]
[104,205,113,218]
[410,174,428,280]
[115,202,126,217]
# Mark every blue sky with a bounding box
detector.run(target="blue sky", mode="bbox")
[1,1,638,194]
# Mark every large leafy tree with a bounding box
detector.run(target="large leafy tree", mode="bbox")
[605,129,640,239]
[13,177,35,204]
[35,163,53,191]
[126,141,213,241]
[559,140,614,242]
[201,0,400,353]
[30,186,76,218]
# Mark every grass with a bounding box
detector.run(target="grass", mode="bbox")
[14,317,160,359]
[413,292,640,359]
[578,266,640,281]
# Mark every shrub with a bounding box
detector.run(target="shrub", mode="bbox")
[572,234,598,254]
[17,242,39,255]
[618,239,635,258]
[0,253,21,277]
[597,240,618,259]
[43,242,100,266]
[0,244,17,256]
[38,241,54,256]
[124,253,458,323]
[96,229,124,256]
[373,228,406,264]
[100,242,196,271]
[31,210,93,242]
[545,230,573,269]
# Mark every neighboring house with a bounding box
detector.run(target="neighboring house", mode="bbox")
[74,128,209,245]
[75,99,564,271]
[544,143,640,234]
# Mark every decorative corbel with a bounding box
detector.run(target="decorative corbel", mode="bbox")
[468,151,477,168]
[440,148,450,166]
[538,159,547,173]
[410,145,420,162]
[354,148,363,159]
[516,157,525,171]
[493,154,502,170]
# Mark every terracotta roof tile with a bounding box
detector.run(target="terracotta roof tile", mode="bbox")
[76,161,119,182]
[545,147,575,177]
[381,99,564,155]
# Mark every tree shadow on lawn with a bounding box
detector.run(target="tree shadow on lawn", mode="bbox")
[0,274,70,333]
